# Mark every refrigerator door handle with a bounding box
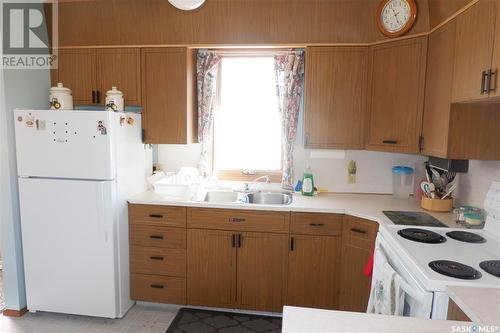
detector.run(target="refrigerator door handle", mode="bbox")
[96,182,109,243]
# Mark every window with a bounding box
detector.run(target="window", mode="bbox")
[212,55,282,180]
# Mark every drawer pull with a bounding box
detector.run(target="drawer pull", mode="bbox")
[150,256,164,261]
[351,228,367,234]
[149,214,164,218]
[309,223,325,227]
[150,284,164,289]
[290,237,295,251]
[149,235,164,240]
[229,217,246,223]
[382,140,398,145]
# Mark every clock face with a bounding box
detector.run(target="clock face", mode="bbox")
[381,0,412,33]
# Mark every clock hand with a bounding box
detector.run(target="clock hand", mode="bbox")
[392,9,401,25]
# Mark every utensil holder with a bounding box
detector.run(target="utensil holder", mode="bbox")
[421,197,453,212]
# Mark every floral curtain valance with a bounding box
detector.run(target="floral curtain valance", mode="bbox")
[274,50,305,189]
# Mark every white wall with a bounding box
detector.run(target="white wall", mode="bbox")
[1,68,50,310]
[157,143,426,194]
[455,160,500,208]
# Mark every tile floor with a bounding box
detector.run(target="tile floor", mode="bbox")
[0,302,180,333]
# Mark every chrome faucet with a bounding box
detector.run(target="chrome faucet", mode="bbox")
[252,175,271,184]
[242,175,271,192]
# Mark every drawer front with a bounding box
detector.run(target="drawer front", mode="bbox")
[291,212,343,236]
[130,247,186,277]
[129,204,186,227]
[187,208,290,233]
[130,226,186,249]
[343,215,378,249]
[131,273,186,304]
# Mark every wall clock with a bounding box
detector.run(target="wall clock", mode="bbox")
[168,0,206,11]
[377,0,417,38]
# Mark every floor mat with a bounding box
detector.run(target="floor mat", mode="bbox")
[166,307,282,333]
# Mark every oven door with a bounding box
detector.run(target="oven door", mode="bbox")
[371,233,434,319]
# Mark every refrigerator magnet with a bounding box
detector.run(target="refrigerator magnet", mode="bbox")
[25,115,35,127]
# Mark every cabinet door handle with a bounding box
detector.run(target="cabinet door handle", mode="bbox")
[229,217,246,223]
[96,90,101,104]
[92,90,96,103]
[309,223,325,227]
[382,140,398,144]
[149,214,163,219]
[150,284,164,289]
[149,256,164,261]
[351,228,367,234]
[232,234,236,248]
[290,237,295,251]
[149,235,164,240]
[237,234,242,248]
[488,70,497,92]
[481,70,488,94]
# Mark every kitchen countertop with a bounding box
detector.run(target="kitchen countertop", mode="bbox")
[282,306,473,333]
[128,191,460,228]
[447,286,500,325]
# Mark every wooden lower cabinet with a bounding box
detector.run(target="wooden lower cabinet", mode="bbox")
[131,273,186,304]
[339,215,378,312]
[237,232,287,312]
[130,205,380,313]
[187,229,287,312]
[286,234,341,309]
[187,229,237,308]
[129,204,187,305]
[447,299,471,322]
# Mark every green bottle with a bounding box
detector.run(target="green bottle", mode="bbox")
[301,165,315,196]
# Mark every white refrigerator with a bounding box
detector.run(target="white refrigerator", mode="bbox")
[14,109,152,318]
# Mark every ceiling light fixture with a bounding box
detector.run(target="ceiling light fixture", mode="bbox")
[168,0,206,11]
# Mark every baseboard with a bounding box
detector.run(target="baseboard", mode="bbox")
[3,307,28,317]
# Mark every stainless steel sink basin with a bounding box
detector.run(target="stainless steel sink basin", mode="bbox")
[246,192,293,205]
[204,191,239,203]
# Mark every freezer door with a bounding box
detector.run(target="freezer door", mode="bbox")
[14,110,116,180]
[18,178,119,318]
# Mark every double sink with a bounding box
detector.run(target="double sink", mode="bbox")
[204,190,293,205]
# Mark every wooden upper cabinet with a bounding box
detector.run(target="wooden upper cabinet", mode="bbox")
[491,0,500,99]
[53,48,142,106]
[237,232,287,312]
[452,0,498,102]
[141,47,197,144]
[53,49,96,105]
[96,48,142,106]
[287,234,341,310]
[422,18,500,160]
[366,37,427,154]
[187,229,236,308]
[304,47,368,149]
[421,21,457,158]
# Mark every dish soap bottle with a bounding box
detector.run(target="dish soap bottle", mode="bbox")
[302,165,315,196]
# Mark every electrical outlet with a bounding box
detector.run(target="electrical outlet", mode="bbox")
[347,160,357,184]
